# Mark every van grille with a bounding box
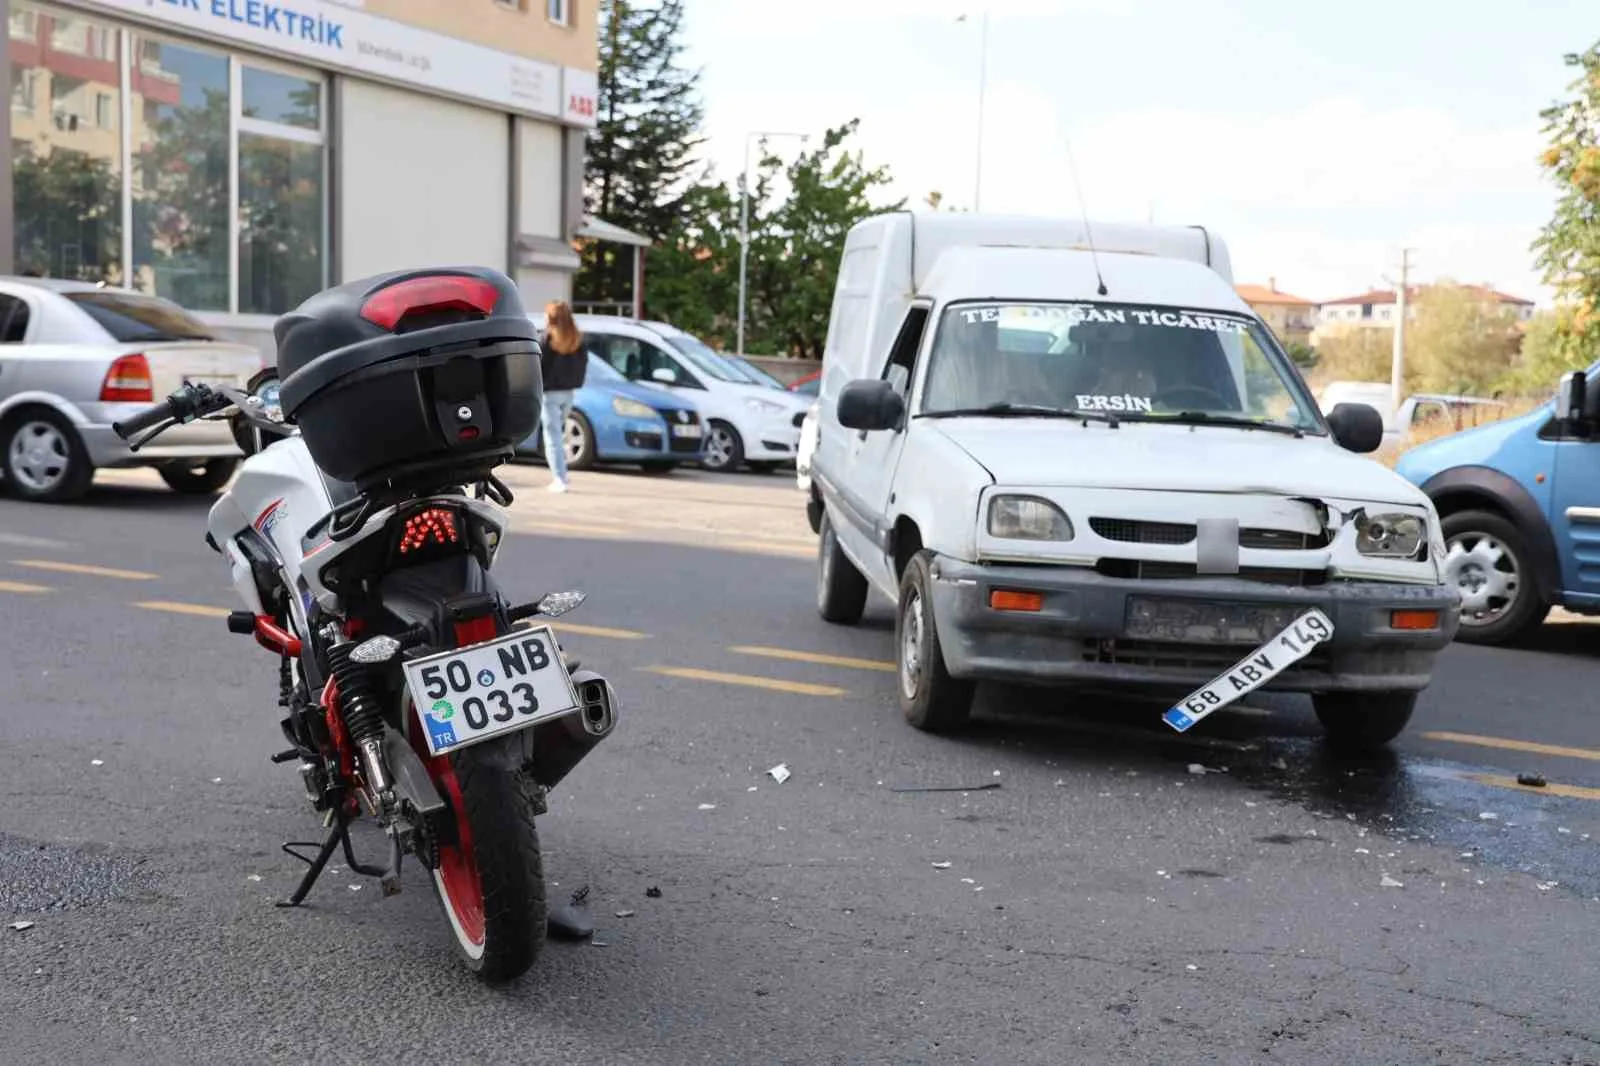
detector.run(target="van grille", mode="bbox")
[1094,559,1326,586]
[1088,517,1328,550]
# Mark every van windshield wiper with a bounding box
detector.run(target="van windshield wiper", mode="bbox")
[1153,411,1307,437]
[921,403,1121,427]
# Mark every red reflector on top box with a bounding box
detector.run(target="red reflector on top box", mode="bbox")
[359,275,499,332]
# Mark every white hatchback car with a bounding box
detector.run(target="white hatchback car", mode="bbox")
[572,316,812,474]
[0,277,263,502]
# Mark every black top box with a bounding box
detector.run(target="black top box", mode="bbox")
[276,267,543,489]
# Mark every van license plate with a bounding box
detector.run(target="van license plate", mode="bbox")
[1126,598,1303,644]
[401,624,580,757]
[1163,608,1334,733]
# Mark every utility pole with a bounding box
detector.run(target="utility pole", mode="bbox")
[957,11,989,212]
[1390,248,1414,415]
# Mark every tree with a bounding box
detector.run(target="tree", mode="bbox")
[640,180,741,340]
[578,0,706,307]
[1530,39,1600,363]
[1313,327,1400,387]
[1502,304,1597,395]
[1282,339,1318,369]
[12,149,121,281]
[1407,282,1522,395]
[748,120,904,358]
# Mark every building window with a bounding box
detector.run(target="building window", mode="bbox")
[547,0,571,25]
[10,2,327,316]
[238,64,326,314]
[11,3,123,283]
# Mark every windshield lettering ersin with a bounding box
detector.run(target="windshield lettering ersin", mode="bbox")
[921,299,1323,435]
[1075,393,1154,413]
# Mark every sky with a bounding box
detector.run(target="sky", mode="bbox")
[679,0,1599,306]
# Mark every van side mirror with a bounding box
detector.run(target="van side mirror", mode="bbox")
[651,367,678,384]
[1326,402,1385,454]
[836,379,905,432]
[1557,370,1587,422]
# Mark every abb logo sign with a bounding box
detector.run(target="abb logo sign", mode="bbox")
[568,93,596,119]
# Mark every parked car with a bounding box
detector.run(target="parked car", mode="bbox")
[722,353,789,391]
[1394,365,1600,646]
[1316,380,1506,458]
[0,277,262,502]
[563,315,812,474]
[809,210,1460,751]
[513,349,706,473]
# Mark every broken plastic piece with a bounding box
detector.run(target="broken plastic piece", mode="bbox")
[1380,875,1403,888]
[548,904,595,940]
[646,886,662,898]
[1516,772,1547,788]
[698,803,717,811]
[891,781,1001,793]
[931,861,951,869]
[768,763,791,784]
[8,921,34,932]
[615,909,636,918]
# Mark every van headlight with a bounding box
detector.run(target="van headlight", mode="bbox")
[1356,513,1425,558]
[611,396,656,419]
[988,495,1074,541]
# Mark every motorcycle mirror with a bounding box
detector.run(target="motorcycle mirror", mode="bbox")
[535,590,586,617]
[350,634,402,665]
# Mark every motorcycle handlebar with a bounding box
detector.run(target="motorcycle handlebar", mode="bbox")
[112,383,231,441]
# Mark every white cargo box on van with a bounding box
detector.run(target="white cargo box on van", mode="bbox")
[824,212,1233,386]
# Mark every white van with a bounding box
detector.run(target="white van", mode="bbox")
[808,211,1461,750]
[569,315,812,473]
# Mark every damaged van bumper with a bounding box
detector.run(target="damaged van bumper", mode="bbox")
[926,556,1461,693]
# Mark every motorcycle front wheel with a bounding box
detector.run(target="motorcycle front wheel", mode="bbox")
[408,705,547,982]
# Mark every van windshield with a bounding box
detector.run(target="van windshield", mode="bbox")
[918,301,1322,433]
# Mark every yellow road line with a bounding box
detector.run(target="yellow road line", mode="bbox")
[518,619,651,640]
[1463,771,1600,802]
[1423,730,1600,764]
[642,666,846,697]
[134,601,230,618]
[12,559,156,581]
[0,580,52,594]
[730,645,895,673]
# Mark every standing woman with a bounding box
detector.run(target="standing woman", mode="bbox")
[538,300,587,493]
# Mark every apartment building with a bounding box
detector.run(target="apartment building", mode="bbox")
[3,0,613,356]
[1314,283,1536,340]
[1234,278,1316,346]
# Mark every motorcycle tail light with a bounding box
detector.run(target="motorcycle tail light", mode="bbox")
[397,507,461,556]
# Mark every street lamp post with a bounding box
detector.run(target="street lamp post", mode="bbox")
[958,10,990,212]
[738,129,808,358]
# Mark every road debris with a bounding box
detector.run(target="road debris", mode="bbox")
[891,782,1001,793]
[1516,772,1547,788]
[1478,812,1499,821]
[1187,763,1223,775]
[1537,882,1559,892]
[931,862,952,870]
[646,886,663,898]
[1380,875,1404,888]
[615,909,636,918]
[91,759,104,767]
[767,764,791,784]
[698,803,717,811]
[348,884,361,892]
[9,921,35,932]
[212,777,223,784]
[246,874,263,882]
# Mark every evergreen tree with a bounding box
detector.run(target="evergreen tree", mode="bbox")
[578,0,705,308]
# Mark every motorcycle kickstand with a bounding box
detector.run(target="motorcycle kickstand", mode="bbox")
[340,821,404,898]
[276,811,350,909]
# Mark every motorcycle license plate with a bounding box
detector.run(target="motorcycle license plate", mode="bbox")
[401,624,580,757]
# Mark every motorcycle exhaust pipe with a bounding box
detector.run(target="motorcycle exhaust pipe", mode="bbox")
[528,669,618,791]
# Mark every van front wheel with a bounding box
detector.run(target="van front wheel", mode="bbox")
[897,552,974,733]
[1312,691,1416,752]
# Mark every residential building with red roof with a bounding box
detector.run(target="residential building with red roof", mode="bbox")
[1235,278,1316,345]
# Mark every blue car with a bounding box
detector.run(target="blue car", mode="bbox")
[1394,362,1600,646]
[516,352,706,473]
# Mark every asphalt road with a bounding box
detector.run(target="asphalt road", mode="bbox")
[2,469,1600,1065]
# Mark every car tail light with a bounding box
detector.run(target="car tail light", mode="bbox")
[100,353,153,402]
[397,506,461,556]
[360,275,499,332]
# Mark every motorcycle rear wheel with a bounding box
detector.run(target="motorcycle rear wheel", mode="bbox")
[409,708,547,982]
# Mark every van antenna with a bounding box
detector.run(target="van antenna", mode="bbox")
[1064,138,1108,296]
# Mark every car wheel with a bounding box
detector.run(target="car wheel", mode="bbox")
[817,511,868,624]
[2,408,94,503]
[896,551,974,733]
[1440,509,1550,645]
[700,420,744,473]
[1312,691,1417,753]
[158,458,238,495]
[564,411,597,471]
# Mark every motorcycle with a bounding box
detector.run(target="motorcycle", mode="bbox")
[111,267,618,983]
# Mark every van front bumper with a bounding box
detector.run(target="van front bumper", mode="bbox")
[926,557,1461,694]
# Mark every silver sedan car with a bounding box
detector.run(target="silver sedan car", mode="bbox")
[0,277,263,502]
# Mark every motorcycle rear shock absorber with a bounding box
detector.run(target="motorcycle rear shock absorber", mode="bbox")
[326,642,394,805]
